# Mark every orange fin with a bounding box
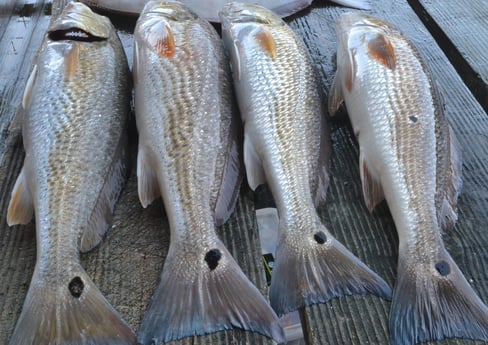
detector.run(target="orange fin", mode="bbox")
[147,21,175,58]
[253,27,277,59]
[7,167,34,226]
[359,149,384,212]
[368,34,396,70]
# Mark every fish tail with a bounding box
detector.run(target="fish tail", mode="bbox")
[269,223,392,316]
[138,239,285,344]
[390,246,488,345]
[9,264,136,345]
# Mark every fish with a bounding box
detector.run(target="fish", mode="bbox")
[79,0,371,22]
[132,1,284,343]
[328,12,488,345]
[6,2,134,345]
[220,2,391,317]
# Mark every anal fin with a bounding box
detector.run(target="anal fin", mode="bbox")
[360,149,384,212]
[7,166,34,226]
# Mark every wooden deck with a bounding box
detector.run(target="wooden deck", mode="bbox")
[1,1,488,345]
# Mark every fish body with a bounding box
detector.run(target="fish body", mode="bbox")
[133,1,283,343]
[329,12,488,345]
[220,3,391,317]
[80,0,371,22]
[6,3,134,345]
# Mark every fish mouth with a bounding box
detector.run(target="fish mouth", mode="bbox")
[48,28,106,42]
[48,2,112,40]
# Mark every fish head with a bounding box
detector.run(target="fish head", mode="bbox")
[134,1,199,58]
[47,2,112,42]
[219,2,285,30]
[219,3,284,81]
[335,13,400,92]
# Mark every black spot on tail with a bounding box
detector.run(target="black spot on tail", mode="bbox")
[314,231,327,244]
[435,261,450,276]
[205,249,222,271]
[409,115,418,123]
[68,276,84,298]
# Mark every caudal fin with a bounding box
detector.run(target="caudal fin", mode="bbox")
[138,240,284,344]
[390,248,488,345]
[270,224,392,316]
[9,265,136,345]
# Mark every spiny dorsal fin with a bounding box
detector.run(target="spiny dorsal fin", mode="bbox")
[253,27,277,59]
[360,149,385,212]
[367,33,396,70]
[7,167,34,226]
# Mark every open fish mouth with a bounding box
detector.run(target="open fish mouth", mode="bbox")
[48,28,107,42]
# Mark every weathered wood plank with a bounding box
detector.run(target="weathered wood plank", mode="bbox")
[410,0,488,113]
[286,1,488,344]
[0,0,51,161]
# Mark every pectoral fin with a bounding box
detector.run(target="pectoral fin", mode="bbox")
[137,146,161,208]
[243,133,266,190]
[22,64,38,109]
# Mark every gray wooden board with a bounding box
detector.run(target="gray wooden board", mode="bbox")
[412,0,488,113]
[285,0,488,344]
[0,0,52,161]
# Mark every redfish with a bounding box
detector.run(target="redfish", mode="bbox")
[220,2,391,317]
[329,12,488,345]
[133,1,284,343]
[7,2,134,344]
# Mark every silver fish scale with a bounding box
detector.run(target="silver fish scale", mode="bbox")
[359,33,446,259]
[24,36,129,278]
[243,24,323,236]
[135,19,233,266]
